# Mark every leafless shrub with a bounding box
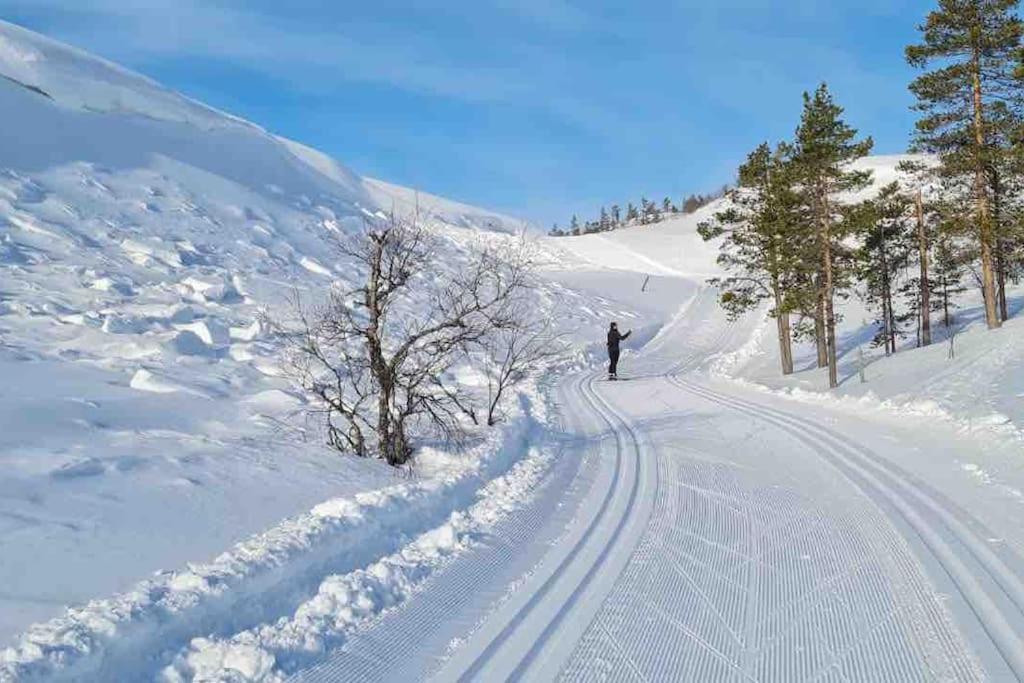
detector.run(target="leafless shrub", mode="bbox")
[276,215,540,466]
[480,312,563,426]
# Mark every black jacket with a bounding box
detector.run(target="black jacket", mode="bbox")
[607,328,630,352]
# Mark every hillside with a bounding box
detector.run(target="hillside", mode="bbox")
[549,154,1024,442]
[0,19,611,652]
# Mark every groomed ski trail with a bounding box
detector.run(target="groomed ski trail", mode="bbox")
[290,287,1009,682]
[444,372,657,681]
[667,374,1024,679]
[290,368,660,682]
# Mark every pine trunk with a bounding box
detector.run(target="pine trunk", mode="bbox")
[888,298,898,354]
[916,190,931,346]
[991,172,1009,322]
[880,231,893,356]
[814,285,828,368]
[996,238,1009,321]
[824,271,839,389]
[774,289,794,375]
[971,50,1001,329]
[821,198,839,389]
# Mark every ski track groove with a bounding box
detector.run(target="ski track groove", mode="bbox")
[288,372,596,682]
[669,373,1021,680]
[456,367,651,681]
[290,475,555,681]
[289,367,640,682]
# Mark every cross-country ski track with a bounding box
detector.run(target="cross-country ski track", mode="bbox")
[284,288,1021,682]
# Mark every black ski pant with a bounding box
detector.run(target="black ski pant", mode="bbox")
[608,348,620,376]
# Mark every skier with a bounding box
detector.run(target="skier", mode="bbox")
[606,322,631,380]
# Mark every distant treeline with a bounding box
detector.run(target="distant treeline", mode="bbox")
[548,188,728,237]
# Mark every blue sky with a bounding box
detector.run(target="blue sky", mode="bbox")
[1,1,934,225]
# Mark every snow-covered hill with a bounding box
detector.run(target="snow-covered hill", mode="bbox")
[545,154,932,277]
[549,153,1024,444]
[0,19,615,656]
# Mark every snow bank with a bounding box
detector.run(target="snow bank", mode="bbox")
[728,377,1024,445]
[721,286,1024,447]
[0,405,547,682]
[709,313,767,377]
[161,445,554,682]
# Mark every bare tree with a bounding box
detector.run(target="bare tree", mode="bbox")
[279,216,534,466]
[480,312,562,426]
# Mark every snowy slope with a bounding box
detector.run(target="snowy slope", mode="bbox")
[0,19,635,657]
[543,155,935,280]
[543,205,725,278]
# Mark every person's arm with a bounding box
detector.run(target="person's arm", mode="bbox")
[622,330,632,340]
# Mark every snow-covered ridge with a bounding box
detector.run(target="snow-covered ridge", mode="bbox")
[363,177,526,235]
[0,19,520,231]
[0,20,255,131]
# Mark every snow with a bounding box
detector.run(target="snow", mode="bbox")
[0,19,611,658]
[162,444,554,682]
[1,411,549,682]
[362,178,527,235]
[3,16,1024,683]
[729,277,1024,446]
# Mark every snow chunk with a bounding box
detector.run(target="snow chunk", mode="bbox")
[167,330,215,356]
[121,238,182,267]
[89,276,134,296]
[129,368,182,394]
[230,319,267,342]
[176,319,231,348]
[299,257,332,277]
[102,313,149,335]
[178,276,242,304]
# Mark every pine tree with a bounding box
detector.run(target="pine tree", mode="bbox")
[984,100,1024,322]
[662,197,674,214]
[896,159,937,346]
[906,0,1024,329]
[639,197,650,225]
[569,214,580,236]
[626,202,639,224]
[611,204,621,226]
[933,227,969,327]
[855,182,914,354]
[649,199,660,223]
[791,83,873,389]
[699,142,804,375]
